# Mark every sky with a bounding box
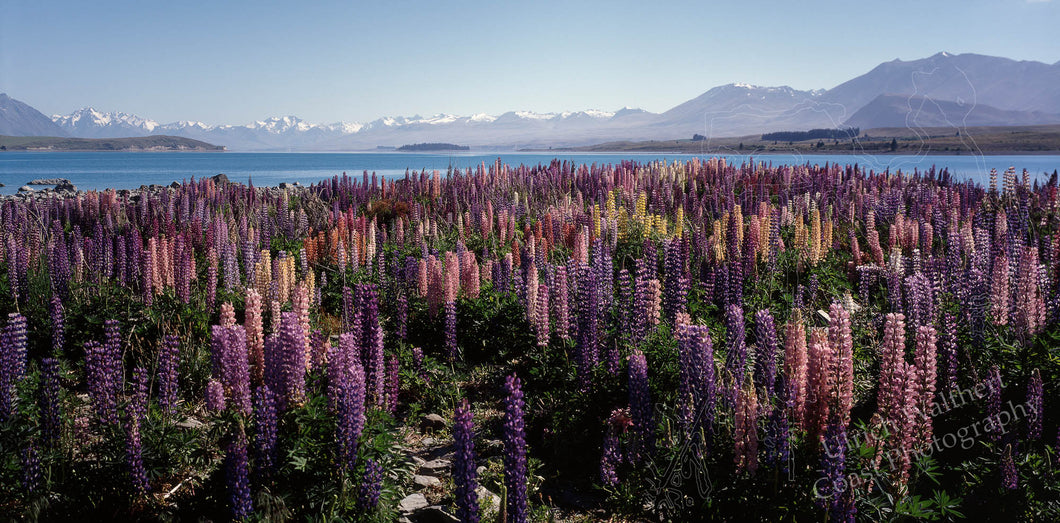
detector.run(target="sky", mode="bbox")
[1,0,1058,125]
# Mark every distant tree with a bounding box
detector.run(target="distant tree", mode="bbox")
[816,140,824,148]
[889,138,898,152]
[692,134,706,141]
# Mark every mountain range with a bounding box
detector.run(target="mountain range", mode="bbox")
[3,52,1059,150]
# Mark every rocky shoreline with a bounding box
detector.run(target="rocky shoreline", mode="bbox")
[2,174,308,201]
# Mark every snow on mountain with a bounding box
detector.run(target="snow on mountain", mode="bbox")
[52,108,160,138]
[33,52,1059,150]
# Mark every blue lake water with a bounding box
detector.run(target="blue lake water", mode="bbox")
[1,151,1058,195]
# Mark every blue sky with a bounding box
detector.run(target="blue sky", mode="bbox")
[1,0,1057,124]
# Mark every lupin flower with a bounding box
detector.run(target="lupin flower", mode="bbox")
[334,357,366,474]
[627,349,654,462]
[600,412,628,488]
[733,381,759,474]
[445,300,458,361]
[986,365,1003,442]
[503,374,528,523]
[1027,368,1043,441]
[206,380,226,413]
[359,458,383,511]
[1,313,29,422]
[39,357,62,448]
[804,328,833,442]
[158,335,181,414]
[125,408,149,494]
[753,309,780,400]
[819,420,855,522]
[21,441,42,496]
[784,314,808,428]
[913,325,937,441]
[453,399,480,523]
[1001,444,1017,490]
[50,296,65,353]
[385,355,400,414]
[723,304,748,405]
[253,386,278,479]
[225,427,253,520]
[245,289,265,386]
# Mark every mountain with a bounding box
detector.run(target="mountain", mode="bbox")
[843,94,1060,129]
[0,94,67,137]
[651,84,844,138]
[826,52,1060,116]
[53,107,160,138]
[3,52,1056,150]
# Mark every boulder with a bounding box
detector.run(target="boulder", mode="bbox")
[476,486,501,513]
[413,475,440,489]
[18,185,33,193]
[398,493,430,514]
[27,178,70,185]
[55,180,77,192]
[421,413,447,432]
[416,459,451,477]
[211,173,230,184]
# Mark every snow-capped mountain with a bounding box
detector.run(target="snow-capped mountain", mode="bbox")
[52,108,161,138]
[19,52,1060,150]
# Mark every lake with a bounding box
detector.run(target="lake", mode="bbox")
[1,151,1059,195]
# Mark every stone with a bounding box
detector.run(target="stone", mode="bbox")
[18,185,33,193]
[421,413,446,432]
[476,486,501,513]
[170,181,181,189]
[175,417,204,429]
[211,173,230,184]
[413,475,440,489]
[55,180,77,192]
[412,506,459,522]
[398,493,429,514]
[816,309,830,324]
[421,436,437,447]
[27,178,70,185]
[416,459,451,476]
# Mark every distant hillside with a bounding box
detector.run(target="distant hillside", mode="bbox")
[396,142,470,152]
[556,124,1060,154]
[0,94,67,137]
[0,135,224,151]
[844,94,1060,129]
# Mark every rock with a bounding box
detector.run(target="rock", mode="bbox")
[27,178,70,185]
[398,493,430,514]
[169,181,181,189]
[421,436,437,447]
[211,173,230,184]
[411,506,459,522]
[0,183,5,187]
[421,413,446,432]
[279,182,292,189]
[55,180,77,192]
[175,417,204,429]
[476,486,501,513]
[18,185,33,193]
[476,465,487,476]
[416,459,451,476]
[482,439,503,456]
[816,309,830,324]
[409,475,434,487]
